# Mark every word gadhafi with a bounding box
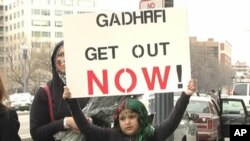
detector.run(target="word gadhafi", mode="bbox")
[96,9,166,27]
[85,42,170,60]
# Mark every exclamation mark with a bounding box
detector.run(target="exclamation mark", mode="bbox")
[176,65,183,88]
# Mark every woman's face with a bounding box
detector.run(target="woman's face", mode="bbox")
[119,108,140,136]
[55,46,65,73]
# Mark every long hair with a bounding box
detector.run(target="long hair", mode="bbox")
[114,98,155,141]
[0,75,8,104]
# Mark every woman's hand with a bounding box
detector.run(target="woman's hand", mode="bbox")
[63,86,71,99]
[185,79,196,96]
[65,117,80,133]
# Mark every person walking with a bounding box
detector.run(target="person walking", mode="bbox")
[0,74,21,141]
[30,41,89,141]
[63,80,196,141]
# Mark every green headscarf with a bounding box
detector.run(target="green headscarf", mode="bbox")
[114,98,155,141]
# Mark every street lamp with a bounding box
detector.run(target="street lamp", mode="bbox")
[21,43,28,92]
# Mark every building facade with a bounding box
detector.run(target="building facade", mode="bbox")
[232,61,250,82]
[2,0,98,91]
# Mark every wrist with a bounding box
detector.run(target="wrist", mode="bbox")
[63,117,70,129]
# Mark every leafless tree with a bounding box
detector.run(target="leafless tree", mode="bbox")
[190,47,233,93]
[6,47,52,94]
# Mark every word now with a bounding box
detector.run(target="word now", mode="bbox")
[87,66,170,95]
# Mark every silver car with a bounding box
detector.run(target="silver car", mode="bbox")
[174,111,199,141]
[10,93,33,111]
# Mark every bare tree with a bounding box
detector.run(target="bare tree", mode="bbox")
[6,47,52,94]
[190,47,233,93]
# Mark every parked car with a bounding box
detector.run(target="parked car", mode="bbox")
[174,110,199,141]
[219,97,250,140]
[186,96,221,141]
[174,96,199,141]
[9,93,33,111]
[230,82,250,109]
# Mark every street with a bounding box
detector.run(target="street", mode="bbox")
[18,111,32,141]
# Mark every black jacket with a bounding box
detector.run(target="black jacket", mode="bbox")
[0,104,21,141]
[67,92,190,141]
[30,41,89,141]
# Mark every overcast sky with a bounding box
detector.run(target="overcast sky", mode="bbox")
[175,0,250,65]
[97,0,250,65]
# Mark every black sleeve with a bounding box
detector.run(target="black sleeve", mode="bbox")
[8,109,21,141]
[154,92,190,140]
[30,87,65,141]
[66,98,112,141]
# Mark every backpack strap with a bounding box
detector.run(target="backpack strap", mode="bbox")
[43,84,55,122]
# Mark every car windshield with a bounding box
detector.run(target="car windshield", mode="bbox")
[222,100,244,114]
[10,93,31,102]
[233,83,248,96]
[186,101,209,113]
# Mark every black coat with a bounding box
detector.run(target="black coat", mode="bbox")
[0,104,21,141]
[30,41,89,141]
[67,93,191,141]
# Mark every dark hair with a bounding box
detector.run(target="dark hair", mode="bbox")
[114,98,154,141]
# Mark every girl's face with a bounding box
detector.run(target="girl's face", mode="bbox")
[119,108,140,136]
[55,46,65,73]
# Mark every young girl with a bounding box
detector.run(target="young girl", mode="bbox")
[63,80,196,141]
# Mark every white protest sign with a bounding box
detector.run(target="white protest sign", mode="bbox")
[63,7,191,98]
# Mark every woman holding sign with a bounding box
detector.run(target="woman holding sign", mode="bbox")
[30,41,90,141]
[63,80,196,141]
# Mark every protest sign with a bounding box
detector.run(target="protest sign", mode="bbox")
[63,7,191,98]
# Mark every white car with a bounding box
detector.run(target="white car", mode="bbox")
[9,93,33,111]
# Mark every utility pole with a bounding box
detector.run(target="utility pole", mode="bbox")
[155,1,174,141]
[22,43,28,92]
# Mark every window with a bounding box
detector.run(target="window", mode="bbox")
[32,31,41,37]
[32,9,40,15]
[187,101,210,113]
[55,32,63,38]
[32,42,41,48]
[41,10,50,16]
[64,10,73,14]
[222,100,244,114]
[5,26,8,32]
[55,21,62,27]
[42,42,51,48]
[233,83,248,96]
[0,56,4,63]
[32,42,51,48]
[32,20,50,27]
[42,32,50,37]
[55,10,63,16]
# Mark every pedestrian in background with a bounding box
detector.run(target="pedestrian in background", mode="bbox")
[63,80,196,141]
[30,41,89,141]
[0,74,21,141]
